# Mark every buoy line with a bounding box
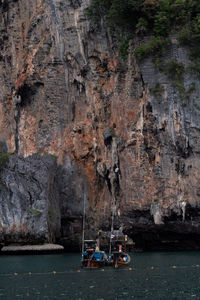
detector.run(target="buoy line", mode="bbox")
[0,269,134,277]
[0,264,200,277]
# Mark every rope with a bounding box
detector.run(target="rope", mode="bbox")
[0,264,200,277]
[87,252,94,268]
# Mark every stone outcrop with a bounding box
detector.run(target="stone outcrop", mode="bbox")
[0,0,200,250]
[0,154,60,245]
[1,244,64,253]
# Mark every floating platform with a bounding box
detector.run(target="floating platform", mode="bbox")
[1,244,64,254]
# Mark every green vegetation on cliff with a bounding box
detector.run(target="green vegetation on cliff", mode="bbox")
[88,0,200,102]
[29,209,42,216]
[87,0,200,61]
[0,153,13,168]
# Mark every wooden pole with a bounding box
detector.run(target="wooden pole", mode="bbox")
[82,193,86,254]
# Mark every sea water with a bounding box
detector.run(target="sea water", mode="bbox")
[0,251,200,299]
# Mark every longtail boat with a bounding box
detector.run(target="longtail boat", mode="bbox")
[109,250,131,268]
[81,194,106,269]
[106,196,131,268]
[81,239,106,269]
[107,232,131,268]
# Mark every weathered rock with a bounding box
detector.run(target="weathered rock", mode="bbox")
[0,0,200,250]
[1,244,64,254]
[0,154,60,245]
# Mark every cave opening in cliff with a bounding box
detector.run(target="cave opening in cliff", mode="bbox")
[17,82,43,107]
[124,206,200,251]
[17,84,34,107]
[0,0,9,12]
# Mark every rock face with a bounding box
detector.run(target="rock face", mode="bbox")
[0,0,200,250]
[0,154,60,245]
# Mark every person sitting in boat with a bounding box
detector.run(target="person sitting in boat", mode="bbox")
[95,238,100,251]
[123,256,127,262]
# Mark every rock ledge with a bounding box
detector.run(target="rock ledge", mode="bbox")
[1,244,64,253]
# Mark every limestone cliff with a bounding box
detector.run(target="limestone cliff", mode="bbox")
[0,0,200,250]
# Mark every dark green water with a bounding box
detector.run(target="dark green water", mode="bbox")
[0,252,200,299]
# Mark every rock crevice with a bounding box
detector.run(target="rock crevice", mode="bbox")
[0,0,200,250]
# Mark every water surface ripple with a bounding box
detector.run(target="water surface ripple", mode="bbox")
[0,252,200,299]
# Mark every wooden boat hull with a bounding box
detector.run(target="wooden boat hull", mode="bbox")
[82,260,105,269]
[107,253,131,268]
[107,261,129,267]
[81,250,106,269]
